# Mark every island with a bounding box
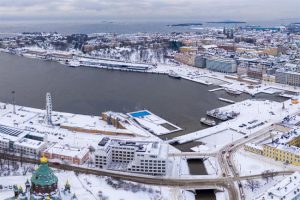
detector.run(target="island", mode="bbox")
[206,21,246,24]
[168,23,203,27]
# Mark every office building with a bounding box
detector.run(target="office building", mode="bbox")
[206,57,237,73]
[94,138,169,176]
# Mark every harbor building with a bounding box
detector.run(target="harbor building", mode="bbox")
[206,57,237,73]
[255,172,300,200]
[0,124,47,157]
[94,138,169,176]
[275,69,300,87]
[44,143,90,165]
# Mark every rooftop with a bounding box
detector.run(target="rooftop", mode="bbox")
[255,172,300,200]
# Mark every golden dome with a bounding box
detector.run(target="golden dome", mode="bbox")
[40,155,48,164]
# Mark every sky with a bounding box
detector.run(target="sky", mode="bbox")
[0,0,299,22]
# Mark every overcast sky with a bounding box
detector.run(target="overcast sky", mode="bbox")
[0,0,299,22]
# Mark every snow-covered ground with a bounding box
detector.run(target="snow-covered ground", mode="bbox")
[196,129,245,150]
[241,176,286,200]
[0,170,193,200]
[172,98,300,147]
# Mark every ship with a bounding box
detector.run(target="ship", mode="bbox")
[168,71,181,79]
[200,118,216,126]
[206,109,240,121]
[206,110,228,121]
[225,88,242,95]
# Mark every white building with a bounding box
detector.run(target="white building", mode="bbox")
[94,138,169,176]
[255,172,300,200]
[0,124,47,157]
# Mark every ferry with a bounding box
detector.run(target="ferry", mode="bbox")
[200,118,216,126]
[225,88,242,95]
[168,71,181,79]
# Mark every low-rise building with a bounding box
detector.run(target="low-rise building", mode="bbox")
[0,124,47,157]
[44,143,90,165]
[275,69,300,86]
[174,53,196,66]
[244,143,263,155]
[94,138,169,176]
[263,129,300,166]
[245,128,300,166]
[255,172,300,200]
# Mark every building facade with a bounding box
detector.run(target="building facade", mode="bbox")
[194,55,206,68]
[245,129,300,166]
[206,57,237,73]
[0,125,47,157]
[94,138,169,176]
[255,172,300,200]
[275,69,300,87]
[44,143,90,165]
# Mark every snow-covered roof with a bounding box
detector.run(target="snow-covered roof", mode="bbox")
[255,172,300,200]
[264,128,300,154]
[44,143,89,159]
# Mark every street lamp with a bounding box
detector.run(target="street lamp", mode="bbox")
[11,91,16,114]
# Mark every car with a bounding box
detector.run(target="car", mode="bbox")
[244,135,248,138]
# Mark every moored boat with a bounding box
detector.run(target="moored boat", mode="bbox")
[200,118,216,126]
[168,71,181,79]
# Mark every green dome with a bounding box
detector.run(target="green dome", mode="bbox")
[31,162,58,187]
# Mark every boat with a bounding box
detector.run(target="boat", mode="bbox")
[225,88,242,95]
[168,71,181,79]
[200,118,216,126]
[67,60,81,68]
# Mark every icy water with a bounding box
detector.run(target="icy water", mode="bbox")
[0,53,286,142]
[0,52,287,200]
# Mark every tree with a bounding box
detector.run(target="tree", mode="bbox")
[262,170,274,183]
[245,180,260,192]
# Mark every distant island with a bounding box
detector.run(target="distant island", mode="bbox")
[168,23,203,27]
[206,21,246,24]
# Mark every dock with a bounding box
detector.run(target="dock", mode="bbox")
[218,98,235,104]
[208,88,223,92]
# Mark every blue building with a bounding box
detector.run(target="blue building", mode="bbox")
[206,57,237,73]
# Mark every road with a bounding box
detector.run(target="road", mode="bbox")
[218,124,290,199]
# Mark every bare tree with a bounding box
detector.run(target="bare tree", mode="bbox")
[262,170,274,183]
[245,180,260,192]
